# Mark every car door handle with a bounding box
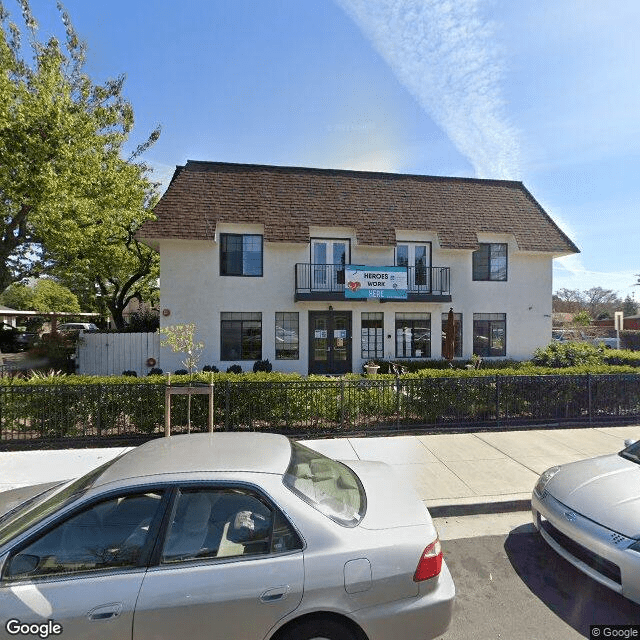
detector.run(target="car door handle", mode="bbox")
[260,586,289,603]
[87,603,122,621]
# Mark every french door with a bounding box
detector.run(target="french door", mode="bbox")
[308,311,352,374]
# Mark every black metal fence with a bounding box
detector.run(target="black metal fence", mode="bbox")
[1,373,640,447]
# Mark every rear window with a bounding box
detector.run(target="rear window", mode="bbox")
[283,442,366,527]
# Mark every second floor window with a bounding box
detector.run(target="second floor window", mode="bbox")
[472,243,507,281]
[220,234,263,276]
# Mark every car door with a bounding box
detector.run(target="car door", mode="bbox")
[133,485,304,640]
[0,489,167,640]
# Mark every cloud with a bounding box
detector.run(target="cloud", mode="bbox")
[334,0,521,179]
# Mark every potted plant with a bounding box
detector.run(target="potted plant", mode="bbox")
[364,360,380,375]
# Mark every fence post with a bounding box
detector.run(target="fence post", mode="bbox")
[340,378,345,429]
[587,373,592,424]
[495,375,501,427]
[395,373,401,430]
[208,375,214,433]
[225,381,231,431]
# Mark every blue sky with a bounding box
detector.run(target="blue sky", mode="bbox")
[23,0,640,300]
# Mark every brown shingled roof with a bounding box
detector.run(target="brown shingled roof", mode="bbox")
[138,161,579,255]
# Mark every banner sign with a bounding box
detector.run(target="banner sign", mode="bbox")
[344,265,408,299]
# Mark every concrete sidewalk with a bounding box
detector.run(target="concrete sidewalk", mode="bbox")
[1,424,639,517]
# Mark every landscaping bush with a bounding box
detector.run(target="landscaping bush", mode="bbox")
[174,369,188,375]
[531,342,605,368]
[621,331,640,351]
[226,365,242,374]
[122,370,138,377]
[147,367,163,375]
[202,365,219,373]
[253,359,273,373]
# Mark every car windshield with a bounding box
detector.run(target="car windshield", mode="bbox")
[620,441,640,464]
[0,454,126,548]
[283,441,366,527]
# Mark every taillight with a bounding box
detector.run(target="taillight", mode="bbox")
[414,537,443,581]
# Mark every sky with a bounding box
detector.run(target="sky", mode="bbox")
[18,0,640,300]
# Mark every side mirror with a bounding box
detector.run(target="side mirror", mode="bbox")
[6,553,40,578]
[624,439,637,448]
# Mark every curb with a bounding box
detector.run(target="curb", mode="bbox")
[427,497,532,518]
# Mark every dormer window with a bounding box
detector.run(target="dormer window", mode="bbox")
[472,243,507,281]
[220,234,263,276]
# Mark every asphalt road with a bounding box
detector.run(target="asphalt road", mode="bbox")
[440,525,640,639]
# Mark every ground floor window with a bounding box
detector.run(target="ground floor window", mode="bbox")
[473,313,506,357]
[361,312,384,360]
[441,312,463,358]
[275,312,299,360]
[395,313,430,358]
[221,312,262,360]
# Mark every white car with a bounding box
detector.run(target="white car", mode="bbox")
[57,322,98,332]
[0,433,454,640]
[532,438,640,605]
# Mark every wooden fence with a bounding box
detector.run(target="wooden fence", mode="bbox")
[76,332,160,376]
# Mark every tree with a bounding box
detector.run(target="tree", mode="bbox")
[583,287,620,319]
[31,278,79,313]
[0,0,160,327]
[0,282,35,309]
[623,295,638,317]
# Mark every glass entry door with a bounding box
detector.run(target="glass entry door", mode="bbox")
[308,311,352,374]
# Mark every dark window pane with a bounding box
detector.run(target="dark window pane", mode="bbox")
[221,234,262,277]
[397,245,408,267]
[472,244,490,280]
[473,314,506,356]
[6,492,163,580]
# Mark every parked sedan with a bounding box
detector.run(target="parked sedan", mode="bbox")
[0,433,454,640]
[532,438,640,604]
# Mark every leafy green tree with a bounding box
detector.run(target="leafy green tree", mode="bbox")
[0,282,35,309]
[572,310,592,327]
[624,295,638,317]
[0,0,160,327]
[31,278,79,312]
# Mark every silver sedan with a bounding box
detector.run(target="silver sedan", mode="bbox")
[0,433,454,640]
[532,438,640,605]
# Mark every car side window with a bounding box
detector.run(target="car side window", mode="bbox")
[161,488,301,564]
[4,491,164,581]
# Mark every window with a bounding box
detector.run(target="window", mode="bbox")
[361,312,384,360]
[220,234,263,276]
[283,441,366,528]
[473,313,506,356]
[472,243,507,281]
[161,488,301,563]
[396,243,431,288]
[311,239,349,289]
[4,492,164,581]
[221,313,262,360]
[395,313,431,358]
[275,312,299,360]
[441,312,463,358]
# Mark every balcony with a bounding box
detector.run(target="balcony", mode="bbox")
[294,264,452,302]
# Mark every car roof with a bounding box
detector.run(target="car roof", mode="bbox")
[92,433,293,488]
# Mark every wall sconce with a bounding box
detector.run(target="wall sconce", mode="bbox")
[162,308,171,317]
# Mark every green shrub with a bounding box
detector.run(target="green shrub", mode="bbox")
[532,342,605,368]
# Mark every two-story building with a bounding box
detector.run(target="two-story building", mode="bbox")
[138,161,579,375]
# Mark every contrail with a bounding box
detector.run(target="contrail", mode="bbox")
[334,0,521,179]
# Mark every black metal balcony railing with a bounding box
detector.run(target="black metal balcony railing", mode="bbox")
[294,264,451,301]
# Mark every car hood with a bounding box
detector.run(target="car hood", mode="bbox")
[342,460,434,531]
[547,454,640,538]
[0,482,63,520]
